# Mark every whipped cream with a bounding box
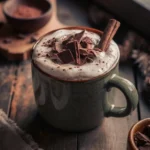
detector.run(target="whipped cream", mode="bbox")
[32,29,120,81]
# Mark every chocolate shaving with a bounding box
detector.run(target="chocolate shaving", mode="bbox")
[80,36,93,49]
[66,40,80,64]
[57,50,75,64]
[134,132,150,147]
[74,30,85,42]
[62,35,74,46]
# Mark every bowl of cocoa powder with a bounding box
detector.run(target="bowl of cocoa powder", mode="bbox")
[128,118,150,150]
[3,0,52,33]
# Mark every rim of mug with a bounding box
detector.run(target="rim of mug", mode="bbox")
[32,26,120,82]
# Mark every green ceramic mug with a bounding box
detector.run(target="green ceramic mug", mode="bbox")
[32,27,138,132]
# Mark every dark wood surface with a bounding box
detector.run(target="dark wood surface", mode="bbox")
[0,0,147,150]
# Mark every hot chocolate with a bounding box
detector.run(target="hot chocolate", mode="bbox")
[32,29,119,81]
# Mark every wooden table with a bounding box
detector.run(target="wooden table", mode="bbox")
[0,0,148,150]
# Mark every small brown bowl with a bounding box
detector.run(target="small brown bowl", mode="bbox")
[128,118,150,150]
[3,0,52,33]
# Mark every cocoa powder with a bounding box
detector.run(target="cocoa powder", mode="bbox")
[13,5,42,18]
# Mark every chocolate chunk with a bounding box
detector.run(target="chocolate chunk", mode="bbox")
[57,50,75,64]
[66,40,80,65]
[62,35,74,46]
[143,125,150,138]
[134,132,150,147]
[74,30,85,42]
[80,36,93,49]
[2,38,12,44]
[29,36,37,43]
[16,33,27,39]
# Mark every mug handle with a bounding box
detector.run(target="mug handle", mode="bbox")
[104,74,138,117]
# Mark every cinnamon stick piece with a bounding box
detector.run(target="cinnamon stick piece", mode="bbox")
[98,19,120,51]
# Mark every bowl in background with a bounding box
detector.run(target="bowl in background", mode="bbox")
[3,0,52,33]
[128,118,150,150]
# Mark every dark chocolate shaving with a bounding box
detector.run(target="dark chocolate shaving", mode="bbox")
[46,30,101,65]
[62,35,74,46]
[80,36,93,49]
[66,40,80,64]
[134,132,150,147]
[74,30,85,42]
[57,50,75,64]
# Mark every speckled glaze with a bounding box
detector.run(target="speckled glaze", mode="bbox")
[32,27,138,132]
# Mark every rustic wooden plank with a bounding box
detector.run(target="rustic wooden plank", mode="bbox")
[26,114,77,150]
[78,63,138,150]
[10,60,37,128]
[0,58,16,114]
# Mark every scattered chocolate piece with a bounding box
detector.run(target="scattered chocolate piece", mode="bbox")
[2,38,12,44]
[57,50,75,64]
[43,38,56,47]
[29,36,37,43]
[134,132,150,147]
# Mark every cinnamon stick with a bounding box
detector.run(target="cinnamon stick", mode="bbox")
[98,19,120,51]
